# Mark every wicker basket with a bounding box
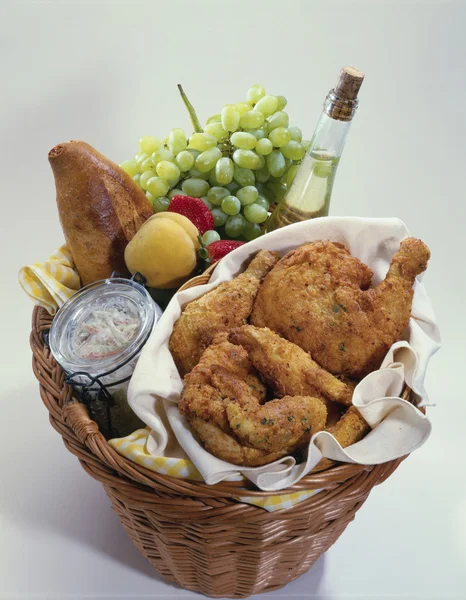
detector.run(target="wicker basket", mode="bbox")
[30,268,413,599]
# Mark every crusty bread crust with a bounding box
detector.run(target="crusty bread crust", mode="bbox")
[49,140,153,285]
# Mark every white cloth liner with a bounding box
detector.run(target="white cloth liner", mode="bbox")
[128,217,441,491]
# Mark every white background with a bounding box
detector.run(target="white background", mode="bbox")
[2,1,466,598]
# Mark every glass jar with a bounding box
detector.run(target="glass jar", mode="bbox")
[50,277,161,439]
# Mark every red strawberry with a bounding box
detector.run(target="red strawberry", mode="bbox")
[206,240,245,262]
[168,195,214,234]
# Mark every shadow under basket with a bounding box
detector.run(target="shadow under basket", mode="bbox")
[30,268,416,599]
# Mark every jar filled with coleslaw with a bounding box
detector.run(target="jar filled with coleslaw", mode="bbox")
[50,278,162,438]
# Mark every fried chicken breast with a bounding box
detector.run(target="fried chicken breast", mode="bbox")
[251,238,430,378]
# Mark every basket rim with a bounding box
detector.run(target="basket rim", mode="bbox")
[30,262,416,500]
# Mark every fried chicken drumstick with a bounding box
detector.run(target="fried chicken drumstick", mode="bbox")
[169,250,278,375]
[251,238,430,378]
[326,406,369,448]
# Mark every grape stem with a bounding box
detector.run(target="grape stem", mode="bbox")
[197,235,211,263]
[177,84,203,133]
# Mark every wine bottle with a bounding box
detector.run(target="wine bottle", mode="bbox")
[265,66,364,232]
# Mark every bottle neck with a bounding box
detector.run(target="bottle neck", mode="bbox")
[309,111,353,159]
[324,88,359,121]
[308,86,359,158]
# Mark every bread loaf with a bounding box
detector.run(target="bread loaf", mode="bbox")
[49,140,153,286]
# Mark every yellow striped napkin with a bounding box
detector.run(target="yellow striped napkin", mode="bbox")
[109,429,320,512]
[18,245,81,315]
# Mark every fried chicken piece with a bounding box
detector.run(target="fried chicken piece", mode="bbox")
[170,250,279,375]
[229,325,354,406]
[191,332,267,402]
[187,418,286,467]
[180,333,327,466]
[326,406,369,448]
[251,238,430,378]
[211,367,327,454]
[180,336,266,430]
[179,337,284,466]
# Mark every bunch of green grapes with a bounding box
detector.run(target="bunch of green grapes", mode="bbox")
[120,84,309,242]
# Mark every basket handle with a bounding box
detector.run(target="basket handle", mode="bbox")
[62,400,99,445]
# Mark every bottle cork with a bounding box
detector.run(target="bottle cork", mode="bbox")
[324,66,364,121]
[334,66,364,101]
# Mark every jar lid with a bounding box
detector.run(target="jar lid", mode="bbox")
[50,278,160,377]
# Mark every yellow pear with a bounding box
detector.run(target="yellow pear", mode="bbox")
[124,214,199,288]
[145,212,200,249]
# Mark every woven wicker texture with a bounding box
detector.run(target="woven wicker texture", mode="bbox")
[30,267,411,598]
